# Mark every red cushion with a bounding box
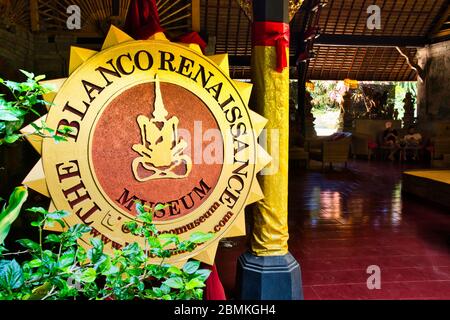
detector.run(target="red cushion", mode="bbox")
[368,141,378,149]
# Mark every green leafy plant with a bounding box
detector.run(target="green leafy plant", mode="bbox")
[0,198,215,300]
[0,70,71,145]
[0,186,28,245]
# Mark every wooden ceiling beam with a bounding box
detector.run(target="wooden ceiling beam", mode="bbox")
[427,0,450,38]
[313,34,428,47]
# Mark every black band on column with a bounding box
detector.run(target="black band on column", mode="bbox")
[253,0,289,24]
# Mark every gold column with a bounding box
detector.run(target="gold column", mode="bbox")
[251,46,290,256]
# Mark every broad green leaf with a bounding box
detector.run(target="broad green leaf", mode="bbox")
[0,187,28,244]
[80,268,97,283]
[16,239,40,252]
[34,75,46,81]
[167,266,182,275]
[189,232,215,244]
[58,252,75,269]
[27,259,42,268]
[30,282,53,300]
[41,250,56,270]
[65,224,92,242]
[194,269,212,281]
[194,288,204,300]
[4,134,21,144]
[0,109,19,122]
[157,233,179,246]
[46,210,70,220]
[0,260,10,272]
[44,234,61,244]
[0,260,24,290]
[30,221,41,227]
[152,287,164,297]
[93,254,109,271]
[4,80,20,91]
[185,278,205,290]
[90,238,104,252]
[163,277,183,289]
[160,283,171,295]
[122,242,140,257]
[147,236,161,249]
[183,260,201,274]
[5,119,24,136]
[102,264,119,276]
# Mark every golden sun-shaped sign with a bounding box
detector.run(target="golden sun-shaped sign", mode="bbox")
[20,26,271,267]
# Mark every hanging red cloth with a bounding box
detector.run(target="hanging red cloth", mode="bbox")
[125,0,207,54]
[125,0,164,40]
[204,264,227,300]
[252,21,290,73]
[176,31,208,54]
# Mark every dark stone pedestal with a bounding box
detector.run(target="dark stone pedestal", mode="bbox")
[236,252,303,300]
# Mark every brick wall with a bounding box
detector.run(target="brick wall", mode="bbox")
[32,33,75,79]
[0,25,77,80]
[0,26,34,78]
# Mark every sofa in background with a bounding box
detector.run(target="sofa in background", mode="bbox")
[306,132,352,170]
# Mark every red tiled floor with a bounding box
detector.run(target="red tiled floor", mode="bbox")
[312,280,450,300]
[215,160,450,300]
[302,286,321,300]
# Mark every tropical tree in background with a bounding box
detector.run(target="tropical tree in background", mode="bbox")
[309,81,346,113]
[394,82,417,119]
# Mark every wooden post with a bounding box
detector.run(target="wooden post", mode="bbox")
[30,0,40,32]
[191,0,201,32]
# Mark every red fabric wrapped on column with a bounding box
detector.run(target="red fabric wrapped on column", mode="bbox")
[252,21,290,73]
[204,264,226,300]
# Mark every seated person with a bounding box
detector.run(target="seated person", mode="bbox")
[403,125,422,147]
[403,126,423,160]
[382,121,400,161]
